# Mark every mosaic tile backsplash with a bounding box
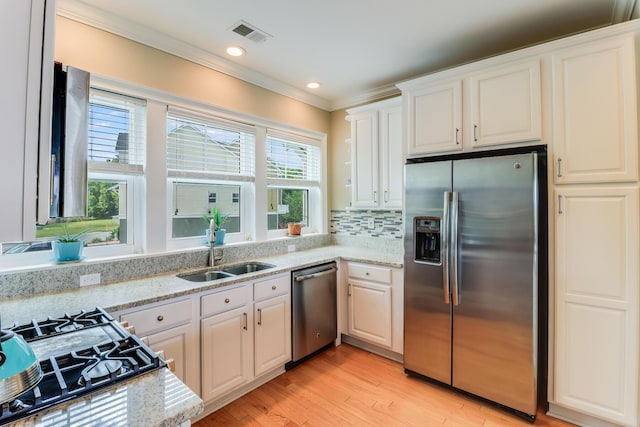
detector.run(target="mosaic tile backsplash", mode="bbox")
[330,210,403,239]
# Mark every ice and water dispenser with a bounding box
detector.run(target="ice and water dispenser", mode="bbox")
[414,216,441,264]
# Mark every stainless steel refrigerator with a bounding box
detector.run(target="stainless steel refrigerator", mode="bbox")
[403,147,546,419]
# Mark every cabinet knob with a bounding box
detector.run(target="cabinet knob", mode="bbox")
[225,298,230,303]
[157,315,164,322]
[365,272,370,276]
[272,285,277,290]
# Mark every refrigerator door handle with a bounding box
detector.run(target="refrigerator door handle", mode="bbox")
[442,192,451,304]
[451,191,461,306]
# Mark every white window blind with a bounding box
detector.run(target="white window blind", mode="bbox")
[167,109,255,180]
[266,130,321,183]
[88,89,146,172]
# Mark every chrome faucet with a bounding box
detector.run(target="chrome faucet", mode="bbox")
[208,226,223,267]
[209,240,216,267]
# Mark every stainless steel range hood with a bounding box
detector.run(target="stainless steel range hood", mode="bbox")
[49,63,89,218]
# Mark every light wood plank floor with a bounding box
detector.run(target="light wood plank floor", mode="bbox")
[194,344,575,426]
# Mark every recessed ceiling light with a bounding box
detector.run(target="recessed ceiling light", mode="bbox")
[306,82,320,89]
[226,46,245,57]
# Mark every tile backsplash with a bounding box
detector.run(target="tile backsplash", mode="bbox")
[330,210,403,239]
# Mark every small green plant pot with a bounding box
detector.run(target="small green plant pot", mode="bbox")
[52,241,84,261]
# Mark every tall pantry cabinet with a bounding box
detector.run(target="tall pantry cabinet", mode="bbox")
[0,0,55,242]
[550,33,639,427]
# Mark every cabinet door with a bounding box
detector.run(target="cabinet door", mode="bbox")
[405,79,462,156]
[552,35,638,184]
[554,186,639,426]
[347,279,392,347]
[350,110,379,208]
[380,104,403,208]
[201,306,252,402]
[254,294,291,376]
[469,59,541,148]
[147,324,199,395]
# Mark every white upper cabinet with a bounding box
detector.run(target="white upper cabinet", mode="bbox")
[552,35,638,184]
[403,79,463,156]
[0,0,54,242]
[348,109,379,208]
[347,97,403,209]
[399,58,542,157]
[469,60,542,148]
[379,103,403,208]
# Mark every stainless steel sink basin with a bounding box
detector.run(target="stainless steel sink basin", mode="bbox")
[177,262,276,282]
[221,262,275,275]
[177,269,234,282]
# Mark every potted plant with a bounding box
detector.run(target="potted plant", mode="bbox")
[202,208,229,245]
[52,223,86,262]
[287,222,301,236]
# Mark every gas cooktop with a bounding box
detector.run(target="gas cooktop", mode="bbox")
[0,308,164,425]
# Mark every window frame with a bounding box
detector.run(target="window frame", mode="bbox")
[264,130,324,239]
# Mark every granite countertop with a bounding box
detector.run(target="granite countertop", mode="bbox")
[2,245,403,325]
[1,245,400,426]
[10,368,203,427]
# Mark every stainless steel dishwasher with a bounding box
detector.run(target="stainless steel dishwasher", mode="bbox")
[290,262,337,363]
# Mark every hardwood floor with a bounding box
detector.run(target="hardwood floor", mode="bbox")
[194,344,575,427]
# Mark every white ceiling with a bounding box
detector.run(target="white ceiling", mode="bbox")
[57,0,637,111]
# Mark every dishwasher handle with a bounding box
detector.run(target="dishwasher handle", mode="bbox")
[294,267,337,282]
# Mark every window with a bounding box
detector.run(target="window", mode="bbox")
[172,182,241,238]
[267,188,308,230]
[167,109,255,242]
[29,89,145,252]
[266,130,321,234]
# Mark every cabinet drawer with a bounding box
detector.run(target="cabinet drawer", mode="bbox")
[202,285,249,317]
[348,262,391,283]
[121,299,192,336]
[254,275,289,302]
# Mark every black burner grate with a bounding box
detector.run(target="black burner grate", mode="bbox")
[0,308,164,425]
[9,307,114,341]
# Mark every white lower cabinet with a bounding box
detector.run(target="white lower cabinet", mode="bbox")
[200,285,252,402]
[201,305,252,402]
[119,298,199,394]
[348,279,391,347]
[200,273,291,404]
[253,276,291,376]
[553,186,639,426]
[345,262,403,354]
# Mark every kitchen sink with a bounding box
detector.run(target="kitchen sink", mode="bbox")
[177,262,276,282]
[177,269,234,282]
[221,262,275,275]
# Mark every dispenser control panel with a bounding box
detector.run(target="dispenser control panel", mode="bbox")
[414,216,441,265]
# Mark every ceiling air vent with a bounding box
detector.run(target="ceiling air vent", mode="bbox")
[230,20,272,43]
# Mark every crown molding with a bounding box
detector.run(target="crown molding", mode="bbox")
[329,83,401,111]
[56,0,333,111]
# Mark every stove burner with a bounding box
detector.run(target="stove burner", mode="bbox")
[80,359,124,385]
